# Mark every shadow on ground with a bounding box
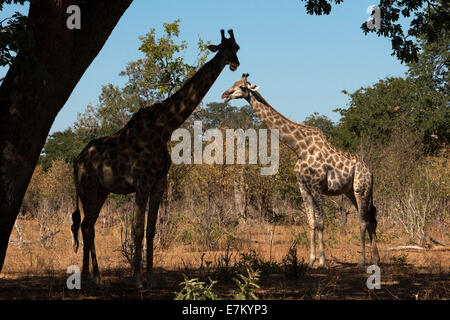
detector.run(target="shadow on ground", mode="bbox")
[0,262,448,300]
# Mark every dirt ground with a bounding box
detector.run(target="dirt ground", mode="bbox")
[1,218,448,300]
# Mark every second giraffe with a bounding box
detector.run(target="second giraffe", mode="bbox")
[222,74,380,267]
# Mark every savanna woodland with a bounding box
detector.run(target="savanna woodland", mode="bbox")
[0,1,448,300]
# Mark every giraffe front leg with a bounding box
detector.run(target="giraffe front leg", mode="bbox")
[133,191,148,289]
[308,225,317,267]
[145,176,167,289]
[312,192,326,268]
[306,202,318,267]
[298,182,317,267]
[317,227,326,267]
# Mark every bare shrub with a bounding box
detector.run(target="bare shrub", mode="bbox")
[37,160,74,247]
[373,125,448,242]
[118,200,135,268]
[35,199,63,248]
[20,160,74,248]
[155,202,179,251]
[392,166,442,245]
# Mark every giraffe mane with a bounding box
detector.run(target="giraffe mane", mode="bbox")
[250,90,312,130]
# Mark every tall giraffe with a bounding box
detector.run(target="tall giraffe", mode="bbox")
[221,74,380,267]
[71,30,240,288]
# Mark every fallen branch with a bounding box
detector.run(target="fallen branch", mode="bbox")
[428,236,449,247]
[9,238,37,245]
[386,245,425,251]
[386,244,450,251]
[233,237,287,245]
[9,230,60,246]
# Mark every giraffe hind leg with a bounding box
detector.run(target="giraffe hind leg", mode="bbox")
[311,189,325,267]
[146,173,168,289]
[298,183,320,267]
[353,189,370,267]
[79,188,109,287]
[132,189,150,289]
[368,202,380,265]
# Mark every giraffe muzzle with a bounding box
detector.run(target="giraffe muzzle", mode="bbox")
[221,91,232,103]
[229,62,239,71]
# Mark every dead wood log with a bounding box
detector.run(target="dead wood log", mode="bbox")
[386,245,425,251]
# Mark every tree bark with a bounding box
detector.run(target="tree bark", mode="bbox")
[0,0,133,272]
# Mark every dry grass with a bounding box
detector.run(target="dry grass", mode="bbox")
[1,214,449,300]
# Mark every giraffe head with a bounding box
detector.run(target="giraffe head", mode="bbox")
[221,73,259,102]
[208,29,240,71]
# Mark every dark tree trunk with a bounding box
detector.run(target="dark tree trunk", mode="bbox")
[0,0,133,272]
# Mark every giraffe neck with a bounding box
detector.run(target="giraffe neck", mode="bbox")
[246,91,311,155]
[158,52,227,139]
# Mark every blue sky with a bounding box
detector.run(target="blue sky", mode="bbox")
[1,0,409,134]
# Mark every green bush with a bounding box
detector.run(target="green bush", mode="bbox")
[231,268,261,300]
[174,275,219,300]
[234,249,282,275]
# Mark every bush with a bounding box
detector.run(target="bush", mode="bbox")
[22,160,74,247]
[373,126,448,242]
[282,244,307,280]
[174,276,219,300]
[178,208,239,251]
[174,268,261,300]
[234,249,282,275]
[231,268,261,300]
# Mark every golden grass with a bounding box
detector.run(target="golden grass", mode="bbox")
[1,215,449,299]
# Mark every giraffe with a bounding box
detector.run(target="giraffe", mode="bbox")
[221,74,380,268]
[71,29,240,288]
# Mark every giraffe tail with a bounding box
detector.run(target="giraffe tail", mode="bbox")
[369,175,377,231]
[71,165,81,253]
[71,205,81,253]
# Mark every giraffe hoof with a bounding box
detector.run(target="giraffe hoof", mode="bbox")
[146,276,156,290]
[93,277,104,289]
[372,254,380,266]
[146,282,155,290]
[133,276,144,289]
[82,278,102,289]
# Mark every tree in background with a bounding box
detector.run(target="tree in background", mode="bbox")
[198,102,260,130]
[303,112,336,138]
[0,0,29,68]
[39,19,210,170]
[39,129,83,171]
[333,22,448,155]
[407,33,449,94]
[73,19,210,141]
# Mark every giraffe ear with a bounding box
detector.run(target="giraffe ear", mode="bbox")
[207,44,221,52]
[249,85,259,91]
